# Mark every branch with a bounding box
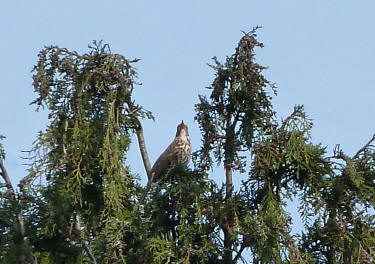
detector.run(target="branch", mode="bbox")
[138,172,155,205]
[0,159,27,244]
[126,100,152,180]
[125,100,153,206]
[81,72,95,91]
[75,214,97,264]
[83,242,97,264]
[233,243,246,263]
[280,106,301,131]
[352,134,375,160]
[0,159,15,199]
[134,118,152,180]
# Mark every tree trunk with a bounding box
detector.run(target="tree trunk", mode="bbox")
[0,159,29,263]
[223,165,233,263]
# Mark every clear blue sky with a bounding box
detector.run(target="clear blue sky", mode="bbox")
[1,1,375,198]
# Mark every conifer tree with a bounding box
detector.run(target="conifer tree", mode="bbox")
[0,29,374,263]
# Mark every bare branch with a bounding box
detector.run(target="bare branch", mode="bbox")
[81,72,95,91]
[83,242,97,264]
[17,213,25,239]
[352,134,375,160]
[0,159,15,199]
[134,118,152,180]
[331,144,351,162]
[233,243,246,263]
[75,214,97,264]
[0,159,27,244]
[126,100,152,180]
[137,172,156,205]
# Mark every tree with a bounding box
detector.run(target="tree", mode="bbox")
[1,29,375,263]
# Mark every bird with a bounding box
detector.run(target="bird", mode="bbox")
[137,121,191,205]
[150,121,191,183]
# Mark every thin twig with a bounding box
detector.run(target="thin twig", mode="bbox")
[352,134,375,160]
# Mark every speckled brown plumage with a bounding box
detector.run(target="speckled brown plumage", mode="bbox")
[150,121,191,182]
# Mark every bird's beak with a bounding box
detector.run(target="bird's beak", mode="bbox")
[181,120,184,125]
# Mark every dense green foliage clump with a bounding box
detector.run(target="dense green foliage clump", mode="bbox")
[1,30,375,263]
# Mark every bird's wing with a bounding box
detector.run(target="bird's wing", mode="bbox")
[151,141,177,182]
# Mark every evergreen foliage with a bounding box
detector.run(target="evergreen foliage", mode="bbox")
[1,30,374,263]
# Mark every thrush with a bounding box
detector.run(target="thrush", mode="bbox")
[150,121,191,182]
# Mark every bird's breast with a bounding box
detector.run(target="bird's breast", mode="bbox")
[173,137,191,165]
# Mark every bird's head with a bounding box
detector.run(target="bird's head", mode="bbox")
[176,120,189,138]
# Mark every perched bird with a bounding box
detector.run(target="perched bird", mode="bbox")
[137,121,191,205]
[150,121,191,182]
